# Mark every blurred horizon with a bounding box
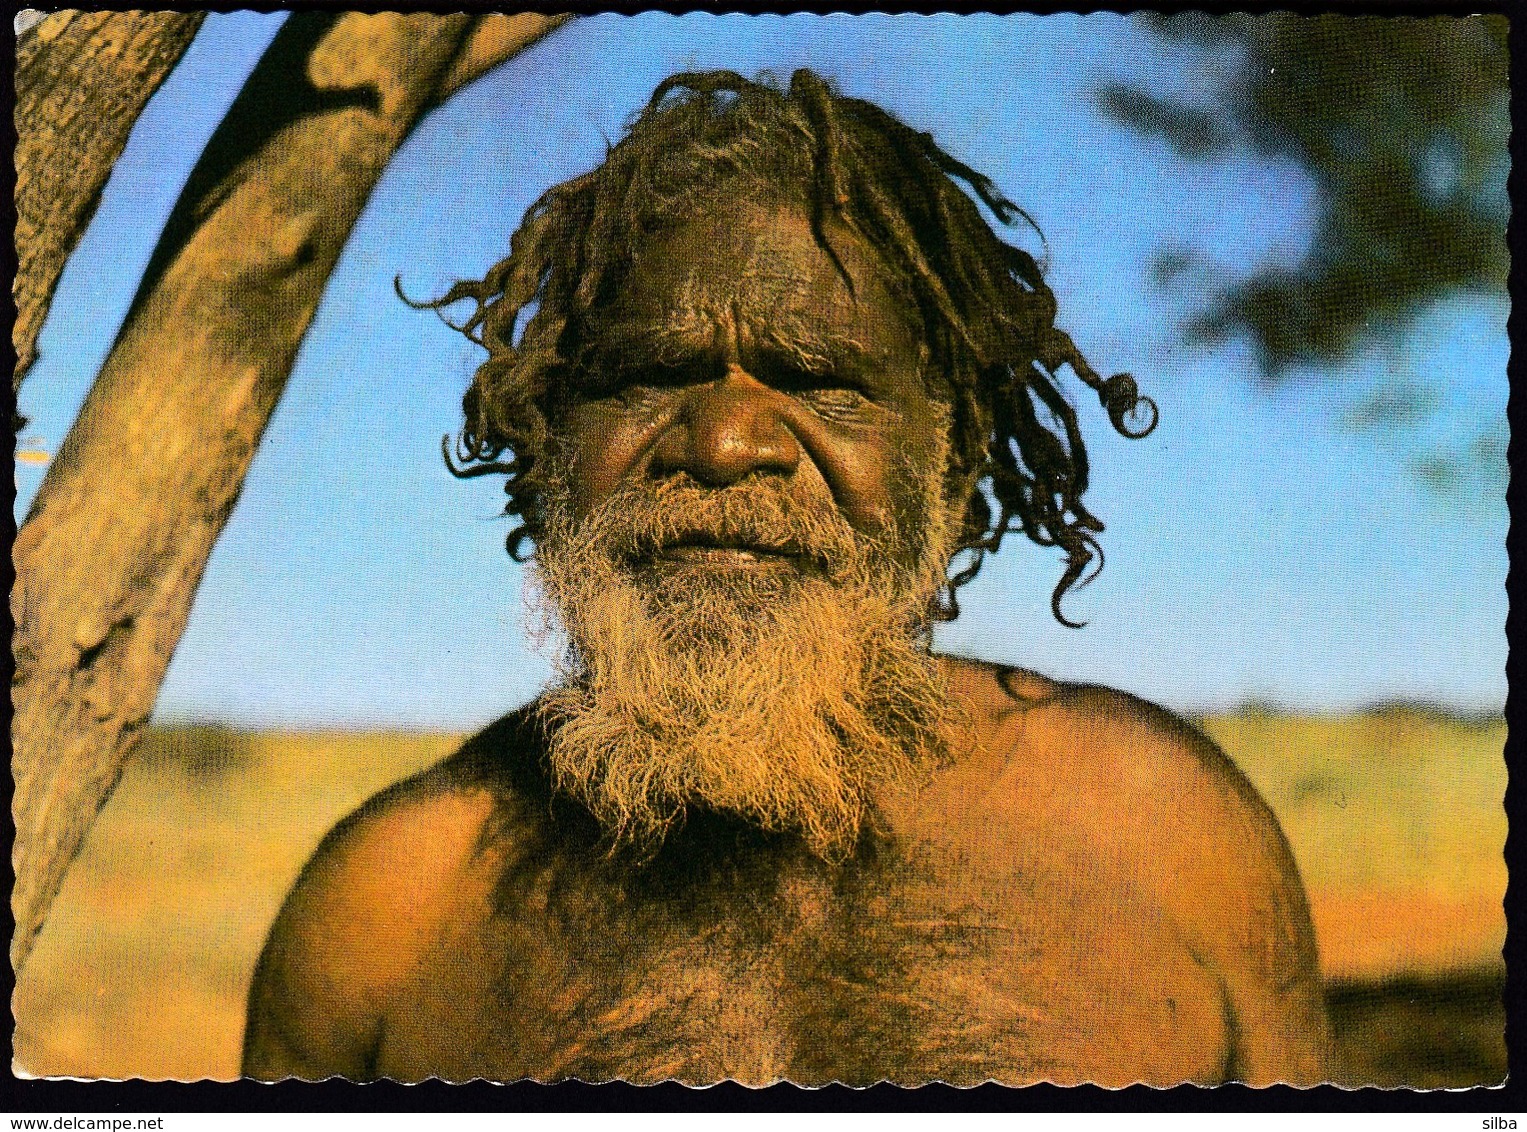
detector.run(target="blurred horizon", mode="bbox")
[126,698,1510,735]
[13,12,1509,729]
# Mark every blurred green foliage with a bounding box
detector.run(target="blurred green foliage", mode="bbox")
[1101,14,1509,375]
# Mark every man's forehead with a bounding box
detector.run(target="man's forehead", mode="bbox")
[582,200,926,366]
[579,312,881,371]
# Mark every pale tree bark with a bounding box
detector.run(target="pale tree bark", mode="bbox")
[14,11,205,406]
[11,11,571,973]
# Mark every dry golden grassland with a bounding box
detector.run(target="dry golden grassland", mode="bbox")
[12,710,1506,1085]
[1199,710,1507,983]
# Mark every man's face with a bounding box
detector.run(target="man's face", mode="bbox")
[556,194,952,574]
[529,191,962,860]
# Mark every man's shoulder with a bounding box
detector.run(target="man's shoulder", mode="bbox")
[935,660,1332,1083]
[1031,679,1297,888]
[282,706,550,943]
[945,659,1281,850]
[1013,676,1268,825]
[939,658,1316,958]
[242,707,550,1078]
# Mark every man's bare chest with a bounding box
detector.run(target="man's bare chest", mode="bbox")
[372,839,1231,1085]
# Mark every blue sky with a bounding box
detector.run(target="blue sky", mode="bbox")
[15,13,1508,728]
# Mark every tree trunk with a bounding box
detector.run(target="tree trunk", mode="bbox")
[11,11,570,974]
[14,11,205,409]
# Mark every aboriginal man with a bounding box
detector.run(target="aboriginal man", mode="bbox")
[242,70,1334,1086]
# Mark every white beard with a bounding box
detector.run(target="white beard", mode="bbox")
[530,448,962,861]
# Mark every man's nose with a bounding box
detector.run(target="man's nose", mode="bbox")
[651,365,802,486]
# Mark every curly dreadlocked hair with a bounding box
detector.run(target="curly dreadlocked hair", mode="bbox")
[410,69,1157,626]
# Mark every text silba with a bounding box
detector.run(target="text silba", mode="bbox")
[1483,1119,1518,1129]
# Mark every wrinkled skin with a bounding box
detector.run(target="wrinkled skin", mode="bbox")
[559,197,951,559]
[242,200,1335,1086]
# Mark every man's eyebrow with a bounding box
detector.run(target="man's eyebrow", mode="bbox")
[577,319,879,376]
[578,320,715,370]
[750,325,876,374]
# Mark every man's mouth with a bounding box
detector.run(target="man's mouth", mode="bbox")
[659,545,794,566]
[637,534,825,572]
